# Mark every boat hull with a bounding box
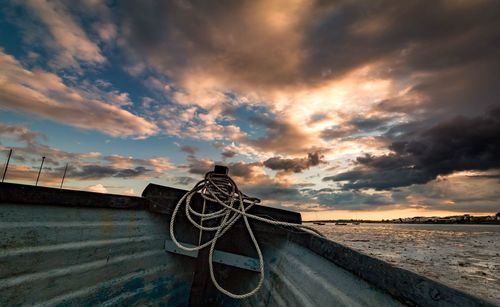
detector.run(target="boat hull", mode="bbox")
[0,183,495,306]
[0,202,194,306]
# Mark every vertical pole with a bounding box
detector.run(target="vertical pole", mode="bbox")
[2,148,12,183]
[35,156,45,186]
[60,163,68,189]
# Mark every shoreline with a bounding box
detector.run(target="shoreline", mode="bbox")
[305,220,500,225]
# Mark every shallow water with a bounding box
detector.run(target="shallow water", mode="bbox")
[307,223,500,302]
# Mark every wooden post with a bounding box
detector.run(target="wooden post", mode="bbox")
[2,149,12,183]
[60,163,68,189]
[35,156,45,186]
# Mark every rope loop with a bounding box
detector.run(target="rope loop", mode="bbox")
[169,170,322,299]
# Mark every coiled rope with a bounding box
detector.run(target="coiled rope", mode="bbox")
[169,170,323,299]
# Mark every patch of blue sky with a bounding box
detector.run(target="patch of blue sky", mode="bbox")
[0,6,56,71]
[0,17,24,57]
[230,104,273,139]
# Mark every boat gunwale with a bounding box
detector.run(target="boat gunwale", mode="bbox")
[0,182,149,210]
[0,183,302,225]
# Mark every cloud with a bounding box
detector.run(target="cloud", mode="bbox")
[264,152,325,173]
[221,150,237,159]
[0,123,45,145]
[172,176,197,186]
[184,156,264,183]
[227,161,263,182]
[118,0,500,152]
[315,190,394,210]
[0,163,63,186]
[244,184,307,203]
[65,165,155,180]
[0,124,100,166]
[185,157,214,175]
[401,172,500,212]
[3,144,99,167]
[2,154,162,184]
[87,184,108,193]
[21,0,106,68]
[180,145,198,155]
[0,49,158,138]
[120,0,500,94]
[123,188,135,196]
[320,127,352,141]
[182,153,269,186]
[246,118,318,155]
[94,22,117,43]
[154,103,245,141]
[0,125,169,184]
[324,108,500,190]
[120,0,309,91]
[104,155,173,172]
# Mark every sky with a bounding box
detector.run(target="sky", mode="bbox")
[0,0,499,220]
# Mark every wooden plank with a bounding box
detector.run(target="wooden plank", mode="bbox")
[164,239,260,272]
[188,204,217,307]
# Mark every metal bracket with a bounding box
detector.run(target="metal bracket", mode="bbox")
[164,239,259,272]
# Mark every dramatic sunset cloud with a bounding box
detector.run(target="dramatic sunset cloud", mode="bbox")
[1,0,499,218]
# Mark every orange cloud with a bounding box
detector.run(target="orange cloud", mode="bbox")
[0,50,158,138]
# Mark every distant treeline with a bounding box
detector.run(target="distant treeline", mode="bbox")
[306,214,500,225]
[307,220,500,224]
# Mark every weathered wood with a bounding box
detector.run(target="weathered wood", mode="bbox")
[188,198,218,306]
[164,239,260,272]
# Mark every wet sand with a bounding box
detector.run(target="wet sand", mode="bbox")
[308,223,500,302]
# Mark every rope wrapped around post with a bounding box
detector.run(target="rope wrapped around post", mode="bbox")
[169,168,323,299]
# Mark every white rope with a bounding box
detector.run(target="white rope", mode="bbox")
[169,171,323,299]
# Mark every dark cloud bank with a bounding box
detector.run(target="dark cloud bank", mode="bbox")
[325,108,500,190]
[264,152,325,173]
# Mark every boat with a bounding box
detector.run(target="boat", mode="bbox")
[335,222,348,226]
[0,166,494,306]
[313,222,325,225]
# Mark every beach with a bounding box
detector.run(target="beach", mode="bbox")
[309,223,500,302]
